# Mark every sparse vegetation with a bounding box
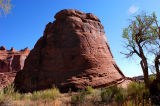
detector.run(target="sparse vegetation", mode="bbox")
[100,85,127,105]
[127,81,151,105]
[71,89,87,104]
[86,86,93,94]
[0,82,157,105]
[114,87,127,105]
[30,88,60,101]
[100,88,113,103]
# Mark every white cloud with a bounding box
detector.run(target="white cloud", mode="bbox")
[128,6,139,14]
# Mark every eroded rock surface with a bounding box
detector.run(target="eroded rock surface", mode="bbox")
[0,47,30,88]
[14,9,125,92]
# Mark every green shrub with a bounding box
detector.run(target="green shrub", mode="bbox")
[4,84,15,95]
[127,81,150,104]
[90,89,101,104]
[0,84,25,101]
[100,85,127,104]
[30,91,41,101]
[150,75,156,80]
[0,89,5,103]
[41,88,60,100]
[142,88,150,99]
[109,85,121,98]
[127,82,144,98]
[100,88,113,103]
[86,86,93,94]
[30,88,60,101]
[12,92,25,100]
[71,89,87,104]
[149,75,156,83]
[114,87,126,104]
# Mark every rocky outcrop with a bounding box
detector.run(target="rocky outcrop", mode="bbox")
[0,46,30,72]
[0,72,17,89]
[0,47,30,88]
[14,9,125,93]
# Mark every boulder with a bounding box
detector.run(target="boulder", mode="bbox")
[14,9,125,93]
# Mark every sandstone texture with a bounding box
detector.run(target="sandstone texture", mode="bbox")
[14,9,126,92]
[0,47,30,88]
[0,72,17,89]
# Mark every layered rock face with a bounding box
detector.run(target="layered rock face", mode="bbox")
[0,46,30,88]
[14,9,125,92]
[0,47,30,72]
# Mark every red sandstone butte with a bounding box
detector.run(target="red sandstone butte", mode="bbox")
[14,9,128,92]
[0,46,30,88]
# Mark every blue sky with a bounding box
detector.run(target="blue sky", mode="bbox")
[0,0,160,77]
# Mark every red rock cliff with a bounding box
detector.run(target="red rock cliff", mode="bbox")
[14,9,125,92]
[0,47,30,72]
[0,46,30,88]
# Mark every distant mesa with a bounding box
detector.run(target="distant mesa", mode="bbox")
[14,9,131,93]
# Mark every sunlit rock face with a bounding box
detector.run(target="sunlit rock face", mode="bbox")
[0,46,30,72]
[0,46,30,88]
[14,9,125,93]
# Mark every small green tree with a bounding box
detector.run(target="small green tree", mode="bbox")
[0,0,11,16]
[122,12,160,87]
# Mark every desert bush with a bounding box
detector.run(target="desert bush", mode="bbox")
[12,92,25,100]
[100,88,113,103]
[2,84,27,101]
[0,89,5,103]
[149,75,156,85]
[30,91,42,100]
[114,87,127,104]
[71,89,87,104]
[30,88,60,101]
[127,81,151,105]
[4,84,15,95]
[86,89,101,105]
[127,82,145,99]
[41,88,60,99]
[109,85,121,98]
[150,75,156,82]
[100,85,123,103]
[0,84,16,101]
[86,86,93,94]
[0,84,24,102]
[100,85,127,104]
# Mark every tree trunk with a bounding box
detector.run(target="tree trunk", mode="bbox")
[155,54,160,80]
[135,33,149,87]
[140,60,149,87]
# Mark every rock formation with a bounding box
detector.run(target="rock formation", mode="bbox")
[14,9,126,93]
[0,46,30,72]
[0,72,17,89]
[0,46,30,88]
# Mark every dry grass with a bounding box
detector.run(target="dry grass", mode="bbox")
[0,82,155,106]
